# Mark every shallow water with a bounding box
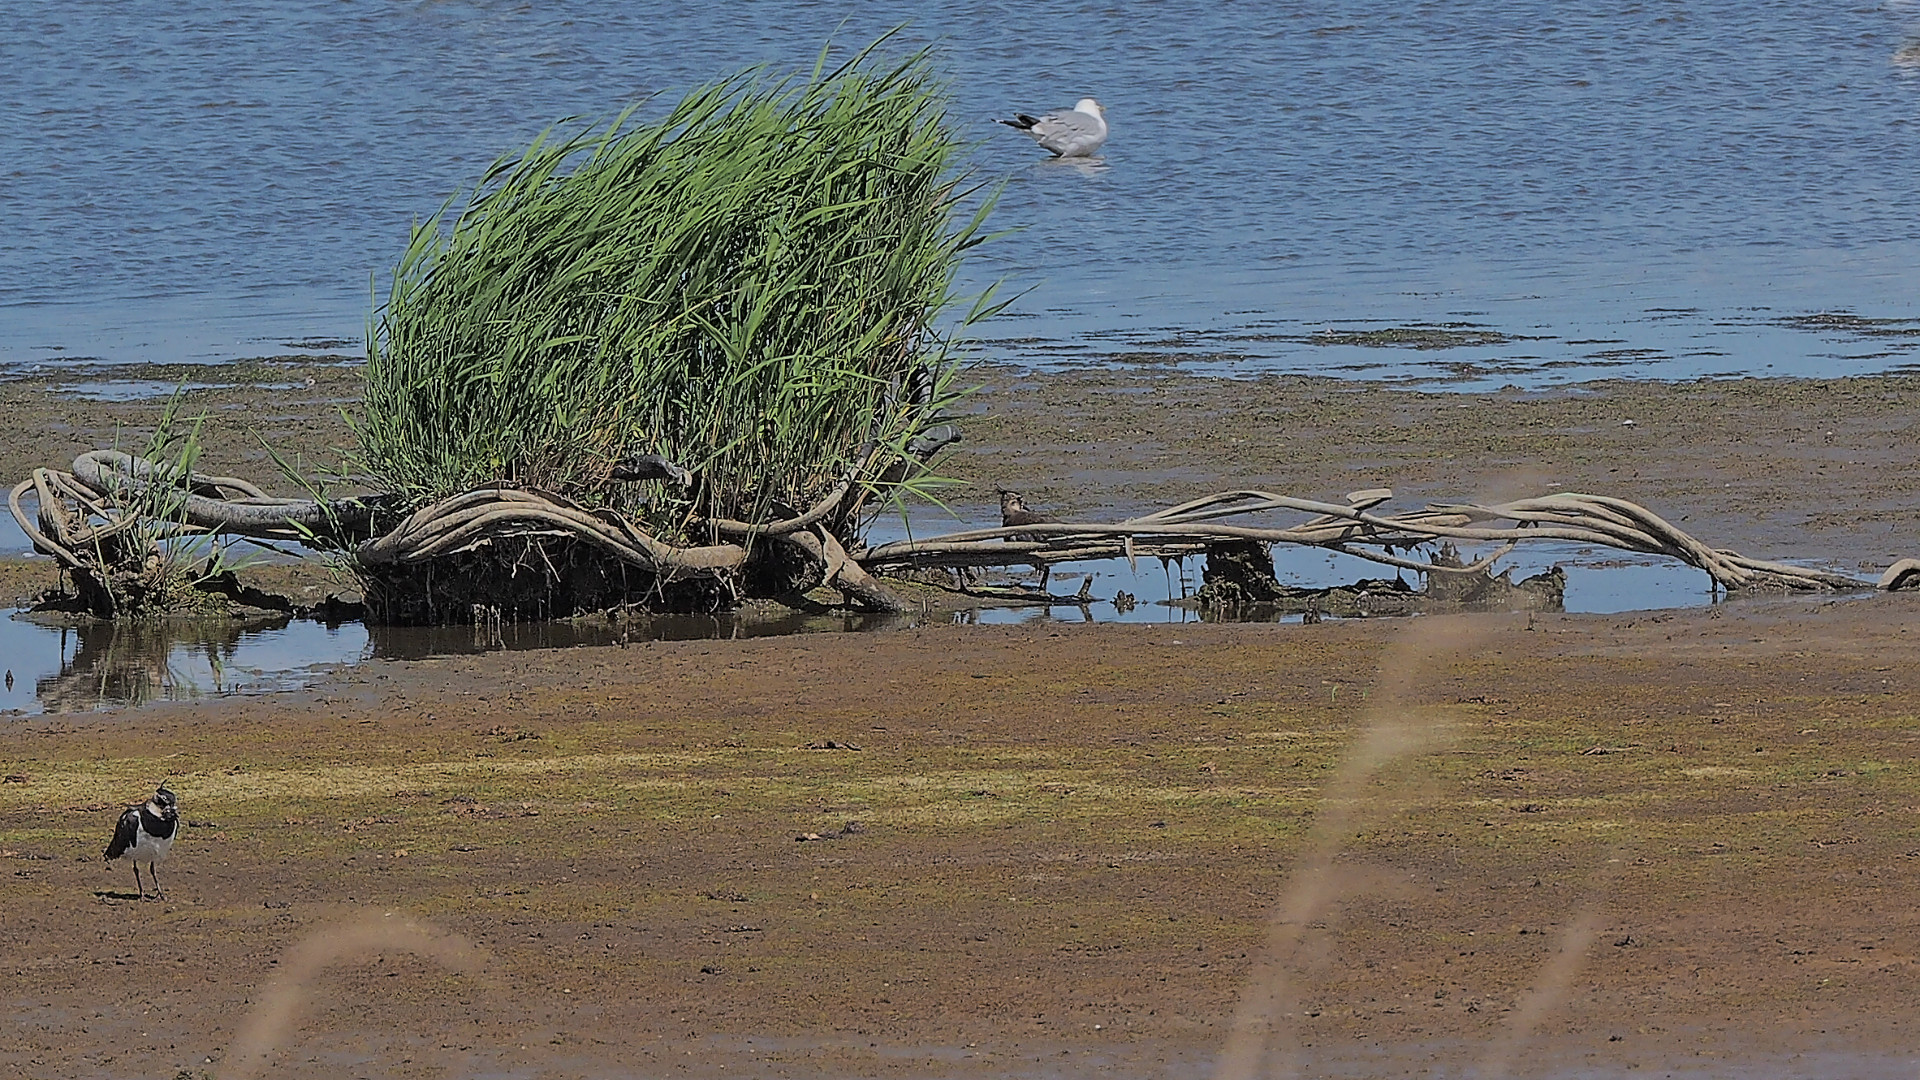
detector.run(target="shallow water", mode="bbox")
[0,610,366,716]
[3,2,1918,384]
[0,515,30,557]
[45,379,305,402]
[2,532,1847,715]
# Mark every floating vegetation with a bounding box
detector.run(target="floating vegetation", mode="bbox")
[278,337,358,351]
[1145,323,1536,352]
[1297,324,1524,350]
[1776,312,1920,339]
[1581,347,1667,363]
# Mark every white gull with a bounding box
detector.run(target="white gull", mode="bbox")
[998,98,1108,158]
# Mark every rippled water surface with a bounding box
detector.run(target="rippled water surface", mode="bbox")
[3,2,1918,384]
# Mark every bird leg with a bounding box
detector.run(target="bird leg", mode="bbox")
[151,865,165,901]
[132,863,146,899]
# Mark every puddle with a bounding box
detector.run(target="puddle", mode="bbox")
[0,608,902,716]
[50,380,230,401]
[1519,550,1715,614]
[0,613,367,716]
[45,379,315,401]
[867,511,1731,618]
[2,528,1851,715]
[366,608,905,659]
[940,543,1718,623]
[1,513,34,556]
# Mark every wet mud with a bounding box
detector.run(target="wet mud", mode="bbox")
[3,362,1920,1076]
[5,357,1917,572]
[4,599,1920,1077]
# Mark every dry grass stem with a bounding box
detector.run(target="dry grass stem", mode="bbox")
[219,912,483,1080]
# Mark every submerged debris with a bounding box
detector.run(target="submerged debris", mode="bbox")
[1776,312,1920,339]
[1193,539,1563,617]
[1302,324,1522,350]
[13,447,1894,626]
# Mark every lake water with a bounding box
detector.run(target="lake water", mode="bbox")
[4,2,1918,385]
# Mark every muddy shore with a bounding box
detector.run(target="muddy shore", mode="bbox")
[3,361,1920,1077]
[5,599,1920,1078]
[3,357,1916,572]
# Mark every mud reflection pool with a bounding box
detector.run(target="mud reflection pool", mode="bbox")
[0,536,1828,716]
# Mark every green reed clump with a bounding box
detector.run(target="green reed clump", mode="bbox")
[354,44,991,538]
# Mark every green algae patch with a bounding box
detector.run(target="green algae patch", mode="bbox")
[1777,312,1920,339]
[1298,324,1529,350]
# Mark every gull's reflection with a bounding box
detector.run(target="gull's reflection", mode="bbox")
[1037,155,1109,177]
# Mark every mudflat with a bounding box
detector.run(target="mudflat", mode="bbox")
[3,362,1920,1078]
[3,358,1917,568]
[5,600,1920,1078]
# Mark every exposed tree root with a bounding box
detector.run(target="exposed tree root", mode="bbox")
[11,454,1903,624]
[859,488,1873,593]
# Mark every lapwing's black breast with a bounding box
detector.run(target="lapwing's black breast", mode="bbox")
[139,806,178,840]
[104,808,140,860]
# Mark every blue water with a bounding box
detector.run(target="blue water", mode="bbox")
[0,610,368,715]
[3,2,1918,384]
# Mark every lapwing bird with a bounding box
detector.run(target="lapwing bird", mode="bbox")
[998,98,1109,158]
[999,489,1054,531]
[103,783,179,900]
[999,490,1059,591]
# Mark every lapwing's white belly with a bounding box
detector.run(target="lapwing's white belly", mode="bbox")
[125,832,172,865]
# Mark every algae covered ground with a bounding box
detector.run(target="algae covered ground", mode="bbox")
[6,599,1920,1077]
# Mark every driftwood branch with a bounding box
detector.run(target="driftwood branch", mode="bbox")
[862,488,1879,594]
[13,451,1912,626]
[780,527,906,612]
[356,487,745,580]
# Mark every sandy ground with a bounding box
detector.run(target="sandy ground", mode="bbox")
[3,362,1920,1077]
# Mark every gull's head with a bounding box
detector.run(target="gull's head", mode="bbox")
[1074,98,1105,117]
